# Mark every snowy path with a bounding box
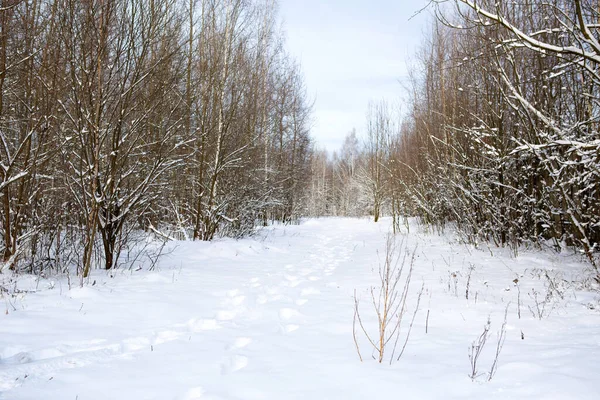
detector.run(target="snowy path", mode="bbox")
[1,218,599,399]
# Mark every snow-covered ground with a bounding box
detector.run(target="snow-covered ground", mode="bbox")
[1,218,599,400]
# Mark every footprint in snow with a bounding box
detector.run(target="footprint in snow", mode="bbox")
[215,310,237,321]
[300,287,320,296]
[229,295,245,306]
[279,308,300,320]
[283,275,302,288]
[221,355,249,374]
[121,336,151,352]
[3,352,34,364]
[265,287,280,295]
[153,330,182,345]
[256,294,268,305]
[249,277,261,288]
[176,386,205,400]
[283,324,299,333]
[187,318,220,332]
[228,337,252,350]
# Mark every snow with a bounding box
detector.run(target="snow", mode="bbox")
[1,218,599,399]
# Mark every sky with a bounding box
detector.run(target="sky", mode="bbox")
[278,0,432,152]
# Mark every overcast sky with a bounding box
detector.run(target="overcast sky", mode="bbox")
[278,0,432,152]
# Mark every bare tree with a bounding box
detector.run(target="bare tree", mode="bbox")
[361,101,394,222]
[0,0,58,271]
[1,0,316,277]
[381,0,599,277]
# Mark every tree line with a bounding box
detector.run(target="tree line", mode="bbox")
[311,0,600,277]
[0,0,312,277]
[3,0,599,280]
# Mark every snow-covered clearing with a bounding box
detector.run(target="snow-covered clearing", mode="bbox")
[1,218,599,399]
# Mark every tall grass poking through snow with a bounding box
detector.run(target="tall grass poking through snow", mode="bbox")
[353,234,423,364]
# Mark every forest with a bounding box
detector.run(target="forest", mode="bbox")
[310,0,600,280]
[1,0,599,281]
[2,1,599,399]
[0,0,312,278]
